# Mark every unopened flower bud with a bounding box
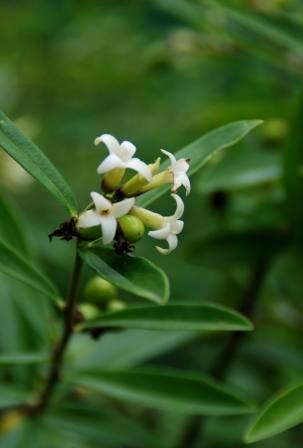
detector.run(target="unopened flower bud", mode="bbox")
[121,157,161,197]
[131,206,164,229]
[84,276,118,306]
[118,214,145,243]
[102,168,125,192]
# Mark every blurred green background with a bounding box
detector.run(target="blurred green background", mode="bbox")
[1,0,303,447]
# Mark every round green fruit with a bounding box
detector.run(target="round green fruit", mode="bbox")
[78,303,100,320]
[84,276,118,306]
[118,215,145,243]
[107,300,127,313]
[76,223,101,241]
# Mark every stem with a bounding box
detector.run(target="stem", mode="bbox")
[30,245,83,416]
[0,241,83,419]
[176,262,268,448]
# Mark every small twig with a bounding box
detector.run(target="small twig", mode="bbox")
[176,261,268,448]
[0,240,83,419]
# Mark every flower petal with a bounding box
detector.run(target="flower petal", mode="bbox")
[77,210,101,228]
[117,141,136,162]
[161,149,176,166]
[170,194,184,220]
[148,223,171,240]
[127,158,152,181]
[171,219,184,235]
[112,198,135,218]
[174,159,189,175]
[100,216,117,245]
[94,134,120,154]
[90,192,112,212]
[181,174,191,195]
[97,154,125,175]
[156,234,178,255]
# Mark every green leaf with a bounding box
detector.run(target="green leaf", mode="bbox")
[0,110,77,216]
[137,120,263,208]
[79,247,169,305]
[283,97,303,251]
[0,352,48,365]
[69,368,255,416]
[70,330,196,371]
[82,303,253,332]
[215,3,303,57]
[0,239,58,300]
[0,195,30,255]
[0,383,29,407]
[245,382,303,443]
[47,404,163,448]
[188,229,286,268]
[197,149,281,194]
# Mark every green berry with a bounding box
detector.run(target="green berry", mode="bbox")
[107,300,126,313]
[78,303,100,320]
[84,276,118,306]
[118,215,145,243]
[76,224,101,241]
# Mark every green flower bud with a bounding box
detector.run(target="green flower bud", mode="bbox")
[84,276,118,306]
[102,168,125,192]
[118,214,145,243]
[78,303,100,320]
[121,158,161,197]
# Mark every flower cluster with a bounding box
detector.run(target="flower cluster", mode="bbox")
[76,134,190,254]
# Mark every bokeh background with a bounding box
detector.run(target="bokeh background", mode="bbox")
[1,0,303,447]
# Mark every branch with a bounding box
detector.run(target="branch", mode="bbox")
[176,261,268,448]
[0,240,83,419]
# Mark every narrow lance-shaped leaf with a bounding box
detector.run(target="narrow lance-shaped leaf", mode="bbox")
[197,149,281,194]
[82,303,253,332]
[245,382,303,443]
[0,110,78,216]
[71,330,196,371]
[0,195,30,255]
[69,368,255,416]
[0,238,58,300]
[0,352,48,366]
[138,120,263,208]
[79,247,169,305]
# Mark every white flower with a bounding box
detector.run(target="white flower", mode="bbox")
[161,149,190,195]
[77,192,135,245]
[148,194,184,255]
[95,134,152,181]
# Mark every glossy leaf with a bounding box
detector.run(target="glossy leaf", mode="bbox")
[138,120,263,207]
[70,368,255,416]
[0,110,77,216]
[0,239,58,300]
[82,303,253,332]
[0,352,48,365]
[245,382,303,443]
[79,247,169,304]
[197,149,281,194]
